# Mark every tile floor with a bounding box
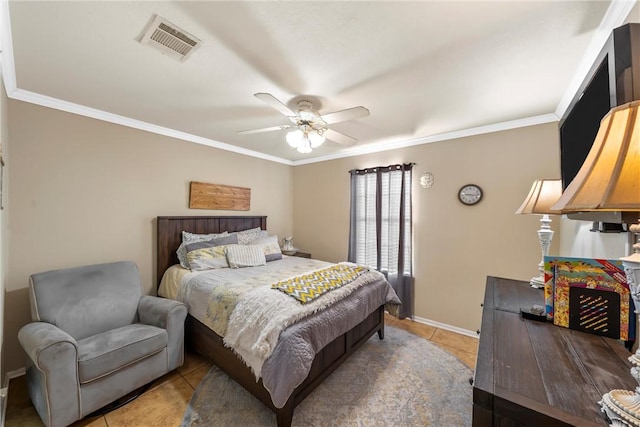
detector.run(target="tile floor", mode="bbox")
[5,315,478,427]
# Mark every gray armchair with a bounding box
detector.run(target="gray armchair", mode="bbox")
[18,261,187,427]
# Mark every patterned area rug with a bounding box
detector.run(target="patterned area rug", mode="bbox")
[182,325,473,426]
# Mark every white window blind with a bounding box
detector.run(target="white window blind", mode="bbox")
[352,168,411,275]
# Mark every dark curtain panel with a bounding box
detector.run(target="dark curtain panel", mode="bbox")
[348,163,414,319]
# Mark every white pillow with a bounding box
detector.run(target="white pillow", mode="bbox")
[225,244,266,268]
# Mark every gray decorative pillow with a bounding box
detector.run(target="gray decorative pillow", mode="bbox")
[249,235,283,262]
[185,234,238,252]
[229,227,269,245]
[176,231,228,268]
[182,231,228,242]
[225,244,267,268]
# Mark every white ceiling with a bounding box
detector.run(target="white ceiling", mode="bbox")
[2,1,638,165]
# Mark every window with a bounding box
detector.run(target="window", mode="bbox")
[348,163,413,318]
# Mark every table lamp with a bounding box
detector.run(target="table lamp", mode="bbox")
[551,100,640,427]
[515,179,563,288]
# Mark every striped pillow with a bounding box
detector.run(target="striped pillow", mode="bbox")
[249,235,283,262]
[225,244,266,269]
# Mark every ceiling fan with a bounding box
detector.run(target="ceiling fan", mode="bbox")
[238,93,370,153]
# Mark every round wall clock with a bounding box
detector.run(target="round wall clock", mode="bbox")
[458,184,483,206]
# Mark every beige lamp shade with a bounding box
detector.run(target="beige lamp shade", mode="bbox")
[552,100,640,212]
[515,179,563,215]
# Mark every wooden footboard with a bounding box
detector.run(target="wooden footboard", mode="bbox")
[186,305,385,427]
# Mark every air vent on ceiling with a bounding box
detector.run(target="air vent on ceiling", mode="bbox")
[138,14,201,62]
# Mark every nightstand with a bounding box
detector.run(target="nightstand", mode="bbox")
[291,251,311,258]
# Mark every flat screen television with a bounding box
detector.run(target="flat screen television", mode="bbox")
[557,23,638,226]
[558,56,625,226]
[559,57,612,191]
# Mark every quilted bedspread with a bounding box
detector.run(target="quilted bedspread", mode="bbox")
[164,256,401,408]
[224,262,387,379]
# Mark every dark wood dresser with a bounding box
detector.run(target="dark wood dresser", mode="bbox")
[473,276,637,426]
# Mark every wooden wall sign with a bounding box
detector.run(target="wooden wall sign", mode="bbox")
[189,181,250,211]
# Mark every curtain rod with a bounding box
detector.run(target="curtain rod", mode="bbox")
[348,162,415,174]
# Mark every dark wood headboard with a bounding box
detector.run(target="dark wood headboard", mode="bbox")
[156,215,267,287]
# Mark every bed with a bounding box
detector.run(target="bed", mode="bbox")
[156,215,399,427]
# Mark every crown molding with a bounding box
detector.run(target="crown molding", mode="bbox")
[1,72,562,168]
[0,0,593,167]
[0,0,16,95]
[3,81,562,168]
[9,88,294,165]
[0,0,292,165]
[292,113,559,166]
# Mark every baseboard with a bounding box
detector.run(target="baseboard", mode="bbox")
[412,315,479,339]
[7,367,25,380]
[2,367,26,426]
[0,385,6,427]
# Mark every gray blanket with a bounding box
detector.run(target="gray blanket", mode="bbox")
[261,276,400,407]
[168,257,400,408]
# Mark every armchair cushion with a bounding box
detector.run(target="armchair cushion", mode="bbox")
[77,324,167,384]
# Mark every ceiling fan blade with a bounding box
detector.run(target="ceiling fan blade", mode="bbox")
[320,106,370,124]
[324,128,357,145]
[238,124,292,135]
[254,93,297,117]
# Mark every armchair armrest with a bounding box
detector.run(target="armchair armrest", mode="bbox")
[138,295,187,328]
[18,322,78,369]
[18,322,81,426]
[138,296,187,370]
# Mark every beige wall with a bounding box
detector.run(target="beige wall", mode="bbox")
[1,99,563,370]
[3,100,294,372]
[292,122,561,332]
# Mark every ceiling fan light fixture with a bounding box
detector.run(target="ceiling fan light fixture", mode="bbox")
[241,92,370,155]
[297,139,312,154]
[309,130,325,148]
[286,129,303,148]
[298,110,316,121]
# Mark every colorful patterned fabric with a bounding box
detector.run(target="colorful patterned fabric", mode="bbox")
[271,264,368,304]
[544,256,633,340]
